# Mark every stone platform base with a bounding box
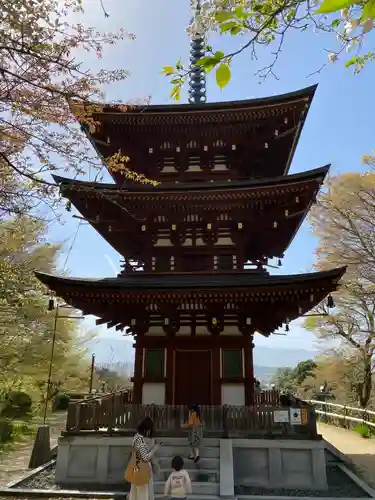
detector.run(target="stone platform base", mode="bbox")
[55,434,327,493]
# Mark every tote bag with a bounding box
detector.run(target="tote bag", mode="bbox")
[125,451,150,486]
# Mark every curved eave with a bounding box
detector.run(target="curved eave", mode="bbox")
[52,165,329,195]
[35,266,346,292]
[71,85,317,178]
[53,166,328,259]
[70,85,317,118]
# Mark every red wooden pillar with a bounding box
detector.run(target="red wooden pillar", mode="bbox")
[212,345,221,405]
[165,344,174,404]
[243,335,255,406]
[132,338,143,404]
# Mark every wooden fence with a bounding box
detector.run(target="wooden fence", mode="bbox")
[64,389,318,439]
[308,399,375,430]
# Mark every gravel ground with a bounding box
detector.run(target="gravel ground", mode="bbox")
[235,466,370,497]
[10,464,368,498]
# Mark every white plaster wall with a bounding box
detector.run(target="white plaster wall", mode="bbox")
[221,384,245,405]
[142,383,165,404]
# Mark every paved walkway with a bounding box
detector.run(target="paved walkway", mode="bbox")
[0,412,66,488]
[318,422,375,488]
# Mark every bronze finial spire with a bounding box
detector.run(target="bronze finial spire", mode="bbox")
[188,0,207,104]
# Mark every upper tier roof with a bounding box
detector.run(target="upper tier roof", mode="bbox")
[53,165,328,261]
[53,164,328,194]
[72,85,317,182]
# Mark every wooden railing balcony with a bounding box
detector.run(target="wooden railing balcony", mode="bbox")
[64,390,319,439]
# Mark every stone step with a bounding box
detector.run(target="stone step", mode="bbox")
[155,495,219,500]
[157,446,219,458]
[157,468,219,482]
[154,481,220,496]
[158,457,219,470]
[156,438,220,447]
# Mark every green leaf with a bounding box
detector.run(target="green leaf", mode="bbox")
[315,0,352,14]
[161,66,174,75]
[214,51,225,60]
[234,6,246,18]
[231,26,242,35]
[220,21,239,32]
[170,85,181,101]
[195,55,219,68]
[361,0,375,20]
[215,11,234,22]
[216,63,231,90]
[331,18,341,27]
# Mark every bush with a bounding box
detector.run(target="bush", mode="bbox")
[353,423,371,439]
[53,392,70,411]
[0,419,14,443]
[1,391,32,418]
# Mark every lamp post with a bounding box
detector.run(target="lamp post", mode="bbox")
[30,298,83,469]
[43,299,83,424]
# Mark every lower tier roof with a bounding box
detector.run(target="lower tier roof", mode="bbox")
[35,267,346,337]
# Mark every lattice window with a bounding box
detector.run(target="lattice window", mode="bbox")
[145,349,165,378]
[222,349,243,378]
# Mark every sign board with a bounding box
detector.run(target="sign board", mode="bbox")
[289,408,302,425]
[273,409,290,423]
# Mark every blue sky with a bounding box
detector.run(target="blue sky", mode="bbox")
[47,0,375,357]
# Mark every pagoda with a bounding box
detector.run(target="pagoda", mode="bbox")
[35,16,345,407]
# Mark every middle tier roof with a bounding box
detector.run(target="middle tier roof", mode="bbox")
[54,165,329,263]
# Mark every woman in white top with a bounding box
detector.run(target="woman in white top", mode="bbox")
[129,417,161,500]
[164,456,192,500]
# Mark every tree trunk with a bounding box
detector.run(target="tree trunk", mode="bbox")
[357,356,372,408]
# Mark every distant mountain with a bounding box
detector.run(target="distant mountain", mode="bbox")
[87,337,316,376]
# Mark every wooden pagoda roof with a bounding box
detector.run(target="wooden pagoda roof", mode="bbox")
[73,85,317,181]
[53,164,328,195]
[53,165,328,260]
[73,85,316,126]
[35,266,346,336]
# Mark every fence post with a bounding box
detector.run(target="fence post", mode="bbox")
[343,405,349,429]
[222,405,228,438]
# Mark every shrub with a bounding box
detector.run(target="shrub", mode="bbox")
[0,419,14,443]
[53,392,70,411]
[353,423,371,439]
[1,391,32,418]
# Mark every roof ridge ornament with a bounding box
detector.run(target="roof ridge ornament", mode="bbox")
[188,0,207,104]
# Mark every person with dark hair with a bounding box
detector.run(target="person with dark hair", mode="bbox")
[164,456,192,500]
[181,405,204,463]
[128,417,161,500]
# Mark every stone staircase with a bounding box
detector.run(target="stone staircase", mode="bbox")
[154,438,220,500]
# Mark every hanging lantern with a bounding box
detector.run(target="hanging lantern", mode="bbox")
[327,294,335,309]
[212,317,217,325]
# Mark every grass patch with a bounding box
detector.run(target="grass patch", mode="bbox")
[0,419,37,455]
